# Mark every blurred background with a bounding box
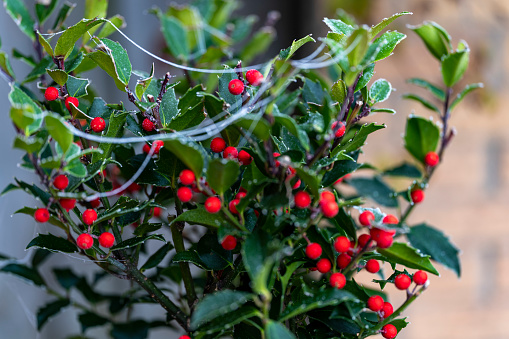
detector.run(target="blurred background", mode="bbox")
[0,0,500,338]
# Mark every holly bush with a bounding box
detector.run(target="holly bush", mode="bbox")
[0,0,481,338]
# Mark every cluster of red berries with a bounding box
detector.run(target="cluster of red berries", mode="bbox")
[394,270,428,290]
[331,120,346,138]
[227,69,264,95]
[142,140,164,155]
[210,137,253,166]
[76,231,115,250]
[177,169,195,203]
[365,295,398,338]
[304,241,347,289]
[293,190,339,218]
[44,86,79,113]
[358,210,399,249]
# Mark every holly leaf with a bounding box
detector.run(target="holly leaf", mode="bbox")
[4,0,36,40]
[279,35,316,60]
[266,321,296,339]
[163,137,207,179]
[407,223,461,276]
[404,116,440,163]
[54,18,106,58]
[348,176,398,207]
[47,69,68,86]
[409,21,450,60]
[66,75,90,98]
[378,242,440,275]
[191,290,255,330]
[279,288,358,321]
[135,63,154,101]
[27,234,77,253]
[37,299,70,330]
[44,114,74,155]
[370,12,412,38]
[169,206,228,229]
[111,234,165,251]
[1,263,45,286]
[160,87,180,127]
[206,158,240,196]
[369,79,392,104]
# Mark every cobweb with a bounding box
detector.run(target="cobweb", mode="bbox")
[1,15,349,338]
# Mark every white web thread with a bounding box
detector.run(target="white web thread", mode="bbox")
[4,16,352,265]
[0,15,362,336]
[34,22,351,202]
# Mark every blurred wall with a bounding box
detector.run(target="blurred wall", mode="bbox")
[0,0,502,338]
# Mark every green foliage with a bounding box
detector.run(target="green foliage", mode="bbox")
[0,1,479,338]
[404,116,440,163]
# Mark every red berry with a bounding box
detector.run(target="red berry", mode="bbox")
[236,191,247,200]
[98,232,115,248]
[210,137,226,153]
[377,233,394,249]
[60,198,76,212]
[82,209,98,225]
[292,179,301,189]
[316,258,332,273]
[152,207,161,217]
[228,79,244,95]
[179,169,195,185]
[331,121,346,138]
[238,150,253,165]
[127,182,141,193]
[383,214,399,224]
[381,302,394,318]
[65,96,79,111]
[370,228,394,249]
[53,174,69,190]
[294,191,311,209]
[411,189,425,203]
[229,199,240,214]
[34,208,50,223]
[394,274,411,290]
[413,270,428,285]
[365,259,380,273]
[321,200,339,218]
[246,69,263,86]
[223,146,238,159]
[382,324,398,339]
[334,236,350,253]
[367,295,384,312]
[179,336,191,339]
[143,144,151,154]
[177,187,193,202]
[204,196,222,213]
[357,234,372,248]
[221,235,237,250]
[320,190,335,204]
[76,233,94,250]
[330,272,346,289]
[337,253,352,269]
[272,152,281,167]
[44,86,59,101]
[90,117,106,133]
[305,243,322,260]
[142,118,155,132]
[152,140,164,154]
[424,151,439,167]
[359,210,375,226]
